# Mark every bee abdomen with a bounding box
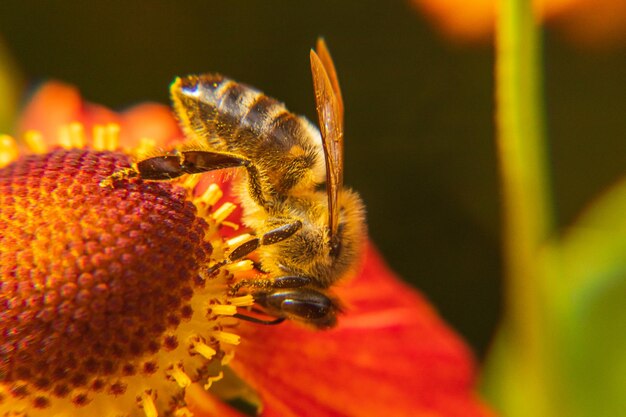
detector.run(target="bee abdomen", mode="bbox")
[171,74,324,192]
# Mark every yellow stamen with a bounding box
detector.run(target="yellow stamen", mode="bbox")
[198,183,223,207]
[228,295,255,306]
[192,341,217,360]
[169,364,192,388]
[92,125,106,150]
[193,183,224,217]
[211,305,237,316]
[221,351,235,366]
[203,371,224,390]
[0,135,19,168]
[58,122,86,149]
[181,174,203,193]
[23,130,47,154]
[213,331,241,345]
[225,233,253,250]
[104,123,120,150]
[225,260,254,273]
[92,123,120,151]
[211,202,236,224]
[220,220,240,230]
[174,407,193,417]
[140,391,158,417]
[134,137,157,159]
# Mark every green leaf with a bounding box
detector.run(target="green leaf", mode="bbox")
[550,178,626,417]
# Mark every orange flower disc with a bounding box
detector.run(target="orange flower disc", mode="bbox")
[0,149,210,406]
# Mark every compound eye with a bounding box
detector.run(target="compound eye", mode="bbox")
[254,288,339,328]
[281,296,332,320]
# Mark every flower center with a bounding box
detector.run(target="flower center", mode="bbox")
[1,149,207,390]
[0,133,255,417]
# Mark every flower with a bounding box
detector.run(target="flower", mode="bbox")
[411,0,626,47]
[0,81,494,417]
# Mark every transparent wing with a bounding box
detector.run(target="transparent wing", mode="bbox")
[310,40,344,241]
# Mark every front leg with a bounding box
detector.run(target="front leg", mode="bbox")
[229,274,312,295]
[206,219,302,276]
[101,148,269,210]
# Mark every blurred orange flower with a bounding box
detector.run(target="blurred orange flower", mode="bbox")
[411,0,626,46]
[1,82,495,417]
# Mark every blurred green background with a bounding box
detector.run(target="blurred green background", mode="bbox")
[1,0,625,358]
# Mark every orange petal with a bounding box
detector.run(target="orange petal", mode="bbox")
[410,0,626,47]
[121,102,182,147]
[17,81,181,147]
[555,0,626,47]
[17,81,119,144]
[410,0,496,42]
[230,243,494,417]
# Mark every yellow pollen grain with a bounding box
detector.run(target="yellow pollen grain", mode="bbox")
[193,341,217,360]
[225,260,254,273]
[170,364,192,388]
[211,305,237,316]
[211,202,236,224]
[23,130,47,154]
[213,331,241,345]
[141,392,158,417]
[203,371,224,390]
[0,134,19,168]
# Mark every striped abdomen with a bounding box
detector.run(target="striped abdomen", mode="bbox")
[171,74,325,195]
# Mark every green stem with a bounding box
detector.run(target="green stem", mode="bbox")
[495,0,552,415]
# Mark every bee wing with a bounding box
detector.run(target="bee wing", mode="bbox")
[310,40,344,241]
[315,38,344,121]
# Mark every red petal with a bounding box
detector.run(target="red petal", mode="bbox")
[230,243,494,417]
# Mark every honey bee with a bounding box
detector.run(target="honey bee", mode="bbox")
[110,39,366,328]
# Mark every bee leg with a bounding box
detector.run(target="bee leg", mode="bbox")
[223,220,303,268]
[175,150,270,209]
[232,311,285,325]
[229,275,312,299]
[103,149,269,208]
[224,221,303,292]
